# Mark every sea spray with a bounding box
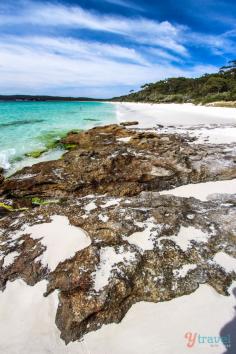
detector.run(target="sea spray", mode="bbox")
[0,149,16,170]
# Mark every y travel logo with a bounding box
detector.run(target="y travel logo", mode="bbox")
[184,332,231,349]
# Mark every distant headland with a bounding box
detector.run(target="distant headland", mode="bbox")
[0,95,104,102]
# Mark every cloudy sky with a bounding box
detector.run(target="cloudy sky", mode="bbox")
[0,0,235,97]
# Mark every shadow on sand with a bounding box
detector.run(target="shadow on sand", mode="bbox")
[220,287,236,354]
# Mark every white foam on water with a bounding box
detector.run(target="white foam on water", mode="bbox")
[0,149,16,170]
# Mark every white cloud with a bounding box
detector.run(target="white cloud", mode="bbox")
[0,35,217,97]
[0,1,234,59]
[146,48,184,63]
[3,35,147,65]
[0,1,229,96]
[183,28,236,56]
[103,0,144,11]
[0,1,188,56]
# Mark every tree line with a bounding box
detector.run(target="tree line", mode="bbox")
[113,60,236,104]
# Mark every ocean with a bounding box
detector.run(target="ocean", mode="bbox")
[0,101,116,175]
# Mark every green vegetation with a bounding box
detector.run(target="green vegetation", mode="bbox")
[31,197,60,206]
[0,95,101,102]
[114,60,236,105]
[0,202,14,211]
[37,130,68,149]
[25,130,80,161]
[62,143,77,150]
[0,202,28,212]
[25,149,47,158]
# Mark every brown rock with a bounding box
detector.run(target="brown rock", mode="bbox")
[1,124,235,205]
[0,124,236,344]
[120,121,139,126]
[0,192,235,342]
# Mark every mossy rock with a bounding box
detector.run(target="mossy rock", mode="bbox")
[38,131,68,148]
[25,149,47,158]
[63,144,77,150]
[31,197,59,206]
[0,202,28,212]
[0,202,14,211]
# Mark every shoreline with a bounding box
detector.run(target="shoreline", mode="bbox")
[0,101,116,176]
[0,102,236,354]
[2,101,236,176]
[114,101,236,127]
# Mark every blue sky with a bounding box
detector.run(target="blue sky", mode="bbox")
[0,0,235,97]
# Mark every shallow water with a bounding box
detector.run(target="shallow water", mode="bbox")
[0,101,116,175]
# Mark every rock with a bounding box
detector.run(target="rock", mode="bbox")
[0,124,236,344]
[120,121,139,126]
[1,124,235,206]
[25,149,47,158]
[0,168,4,185]
[0,192,235,342]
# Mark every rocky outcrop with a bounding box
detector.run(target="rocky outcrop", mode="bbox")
[1,124,236,206]
[120,121,139,126]
[0,124,236,344]
[0,192,236,343]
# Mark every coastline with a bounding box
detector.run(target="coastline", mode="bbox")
[0,102,236,354]
[92,101,236,354]
[0,101,116,176]
[3,101,236,176]
[114,101,236,127]
[1,0,236,352]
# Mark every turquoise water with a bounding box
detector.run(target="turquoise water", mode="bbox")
[0,101,116,175]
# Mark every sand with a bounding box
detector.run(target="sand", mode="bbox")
[12,215,91,271]
[84,282,236,354]
[1,103,236,353]
[160,179,236,201]
[116,102,236,128]
[1,278,234,354]
[0,280,85,354]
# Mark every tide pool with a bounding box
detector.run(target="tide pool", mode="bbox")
[0,101,116,175]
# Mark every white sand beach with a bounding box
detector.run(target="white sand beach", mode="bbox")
[116,102,236,128]
[1,0,236,350]
[0,277,235,354]
[1,103,236,354]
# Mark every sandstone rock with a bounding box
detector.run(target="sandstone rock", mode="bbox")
[0,192,235,342]
[0,124,235,206]
[0,124,236,344]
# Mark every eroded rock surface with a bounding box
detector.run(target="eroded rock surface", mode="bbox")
[0,192,236,343]
[0,124,236,344]
[1,124,235,205]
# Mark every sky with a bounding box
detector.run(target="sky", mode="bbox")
[0,0,235,98]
